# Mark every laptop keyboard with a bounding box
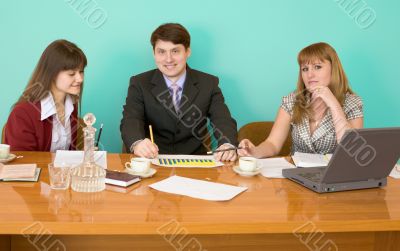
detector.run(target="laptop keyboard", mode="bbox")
[298,172,323,182]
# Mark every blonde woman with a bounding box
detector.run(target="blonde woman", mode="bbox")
[238,42,363,158]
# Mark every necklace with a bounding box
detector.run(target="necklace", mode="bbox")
[311,109,326,129]
[310,120,318,128]
[55,104,65,126]
[310,117,322,128]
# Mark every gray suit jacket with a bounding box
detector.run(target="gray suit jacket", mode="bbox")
[120,66,238,154]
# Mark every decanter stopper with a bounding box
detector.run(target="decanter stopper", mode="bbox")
[83,113,96,127]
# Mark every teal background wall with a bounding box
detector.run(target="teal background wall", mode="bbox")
[1,0,399,153]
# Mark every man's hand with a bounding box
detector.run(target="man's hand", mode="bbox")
[214,143,237,162]
[133,138,159,158]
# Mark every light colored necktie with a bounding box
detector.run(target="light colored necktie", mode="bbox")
[170,84,181,113]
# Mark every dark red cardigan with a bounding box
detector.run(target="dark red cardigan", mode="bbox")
[5,101,78,151]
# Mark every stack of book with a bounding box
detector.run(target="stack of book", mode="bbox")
[0,164,41,182]
[105,169,141,187]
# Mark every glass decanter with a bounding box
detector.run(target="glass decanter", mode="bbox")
[71,113,106,192]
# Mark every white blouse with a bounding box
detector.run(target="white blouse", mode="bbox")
[41,93,74,152]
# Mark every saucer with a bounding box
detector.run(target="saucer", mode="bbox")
[233,165,261,177]
[125,167,157,178]
[0,154,17,164]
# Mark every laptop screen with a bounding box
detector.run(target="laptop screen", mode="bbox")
[321,128,400,184]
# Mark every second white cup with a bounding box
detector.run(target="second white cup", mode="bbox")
[238,157,257,172]
[125,157,151,173]
[0,144,10,159]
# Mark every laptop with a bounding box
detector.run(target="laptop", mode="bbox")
[282,127,400,193]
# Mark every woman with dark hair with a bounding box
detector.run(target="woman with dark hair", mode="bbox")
[238,42,363,157]
[5,39,87,151]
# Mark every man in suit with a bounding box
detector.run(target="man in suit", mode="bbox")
[120,23,238,161]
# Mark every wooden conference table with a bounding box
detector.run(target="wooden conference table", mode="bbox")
[0,152,399,251]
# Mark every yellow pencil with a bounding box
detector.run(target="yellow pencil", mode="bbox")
[149,125,154,143]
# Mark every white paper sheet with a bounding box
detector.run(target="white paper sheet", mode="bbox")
[152,154,224,168]
[257,158,296,178]
[390,165,400,179]
[54,150,107,169]
[292,152,332,167]
[149,175,247,201]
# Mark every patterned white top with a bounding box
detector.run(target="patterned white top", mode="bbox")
[281,92,363,154]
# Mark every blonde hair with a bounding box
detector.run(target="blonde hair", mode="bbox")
[292,42,353,124]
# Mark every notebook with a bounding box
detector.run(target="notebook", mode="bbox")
[105,170,141,187]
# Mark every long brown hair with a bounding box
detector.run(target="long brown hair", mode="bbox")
[292,42,353,124]
[17,39,87,106]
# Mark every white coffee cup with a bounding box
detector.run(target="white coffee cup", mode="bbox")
[238,157,257,172]
[125,157,151,173]
[0,144,10,159]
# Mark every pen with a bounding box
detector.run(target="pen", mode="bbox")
[206,146,243,155]
[149,125,154,143]
[96,123,103,147]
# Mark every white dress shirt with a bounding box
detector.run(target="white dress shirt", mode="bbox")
[41,93,74,152]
